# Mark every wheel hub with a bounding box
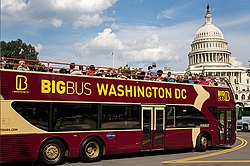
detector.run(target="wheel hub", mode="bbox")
[85,142,99,158]
[44,144,59,160]
[201,136,207,148]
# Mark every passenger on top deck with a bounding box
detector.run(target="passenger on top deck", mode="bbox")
[164,71,175,82]
[17,61,30,71]
[117,72,127,79]
[217,77,226,86]
[144,65,152,80]
[137,71,146,80]
[69,62,82,75]
[105,69,118,78]
[123,64,130,73]
[48,67,53,73]
[87,65,96,76]
[188,76,194,84]
[208,78,216,86]
[155,69,164,81]
[79,65,85,75]
[199,76,207,85]
[99,69,106,77]
[4,60,14,69]
[149,62,158,77]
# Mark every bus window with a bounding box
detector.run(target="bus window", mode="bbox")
[12,102,49,131]
[165,106,209,128]
[166,106,175,127]
[52,103,99,131]
[238,107,243,120]
[208,107,217,119]
[101,105,140,129]
[227,111,233,140]
[175,106,207,127]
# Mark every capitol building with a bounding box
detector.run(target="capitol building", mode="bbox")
[185,5,250,106]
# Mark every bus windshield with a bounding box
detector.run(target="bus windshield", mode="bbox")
[243,107,250,116]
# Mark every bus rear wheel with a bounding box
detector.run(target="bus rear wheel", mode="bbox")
[39,139,65,165]
[195,133,208,152]
[79,137,103,162]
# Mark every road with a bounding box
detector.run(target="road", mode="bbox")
[2,132,249,166]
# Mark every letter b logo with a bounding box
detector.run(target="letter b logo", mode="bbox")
[16,75,28,91]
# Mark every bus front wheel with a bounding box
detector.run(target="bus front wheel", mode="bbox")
[79,137,103,162]
[195,133,208,152]
[38,139,65,165]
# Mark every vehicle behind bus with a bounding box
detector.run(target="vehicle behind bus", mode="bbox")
[237,104,250,132]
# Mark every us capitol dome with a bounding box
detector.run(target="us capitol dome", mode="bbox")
[187,4,231,70]
[185,5,250,106]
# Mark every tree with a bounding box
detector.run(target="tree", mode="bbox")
[0,39,39,60]
[0,39,41,69]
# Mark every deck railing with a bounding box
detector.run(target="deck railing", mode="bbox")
[0,57,229,87]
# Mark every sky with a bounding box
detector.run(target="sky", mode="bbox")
[1,0,250,71]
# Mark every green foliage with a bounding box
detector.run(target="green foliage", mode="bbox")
[0,39,39,60]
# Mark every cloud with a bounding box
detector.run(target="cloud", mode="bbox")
[224,30,249,68]
[1,0,117,28]
[1,0,27,20]
[219,14,250,29]
[73,25,192,70]
[75,28,123,51]
[51,18,63,28]
[157,5,188,19]
[34,43,43,52]
[51,0,116,12]
[157,8,178,19]
[230,56,243,67]
[3,1,248,72]
[73,14,103,28]
[74,28,124,66]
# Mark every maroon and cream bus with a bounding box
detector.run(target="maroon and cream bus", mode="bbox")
[0,66,236,165]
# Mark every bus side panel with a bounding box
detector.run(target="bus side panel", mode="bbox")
[32,131,142,158]
[92,131,142,155]
[165,129,193,150]
[0,130,142,162]
[0,134,38,162]
[52,131,142,157]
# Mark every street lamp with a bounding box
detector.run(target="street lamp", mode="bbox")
[111,51,115,68]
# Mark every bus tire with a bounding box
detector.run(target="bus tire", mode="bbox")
[38,139,65,165]
[195,133,208,152]
[79,137,103,162]
[243,124,249,132]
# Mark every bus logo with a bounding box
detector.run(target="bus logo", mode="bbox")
[15,75,28,92]
[107,133,116,139]
[218,90,230,102]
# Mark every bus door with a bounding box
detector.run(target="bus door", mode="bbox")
[141,106,165,151]
[218,109,234,144]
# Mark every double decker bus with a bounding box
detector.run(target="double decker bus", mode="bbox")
[0,60,236,165]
